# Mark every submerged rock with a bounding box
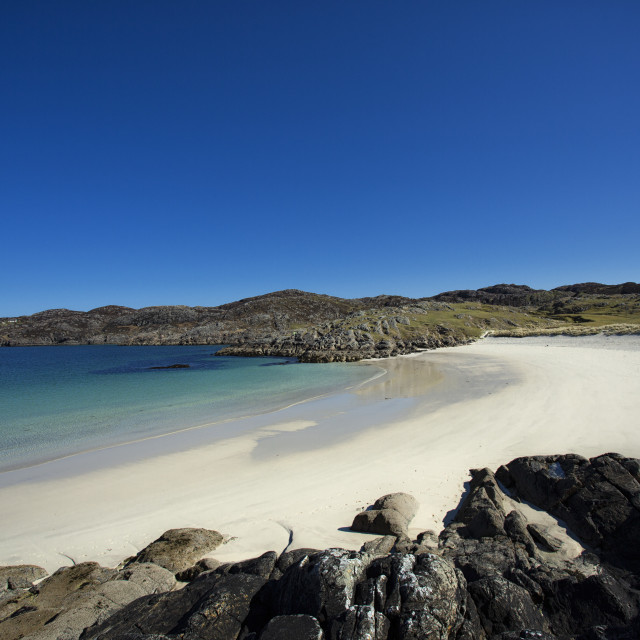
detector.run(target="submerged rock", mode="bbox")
[149,363,190,369]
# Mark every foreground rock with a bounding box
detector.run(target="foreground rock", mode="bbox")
[0,564,48,592]
[125,527,224,574]
[0,562,175,640]
[496,452,640,574]
[2,453,640,640]
[351,492,419,537]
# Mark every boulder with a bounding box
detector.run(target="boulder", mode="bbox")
[259,614,324,640]
[177,573,269,640]
[175,557,222,582]
[359,535,396,557]
[328,605,389,640]
[270,548,320,580]
[351,493,418,537]
[214,551,277,579]
[0,564,48,591]
[127,527,224,574]
[366,553,472,639]
[468,575,549,636]
[273,549,370,624]
[372,493,419,520]
[82,570,268,640]
[454,468,506,538]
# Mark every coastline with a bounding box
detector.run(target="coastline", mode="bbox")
[0,335,638,573]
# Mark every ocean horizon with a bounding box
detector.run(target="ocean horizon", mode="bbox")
[0,344,376,473]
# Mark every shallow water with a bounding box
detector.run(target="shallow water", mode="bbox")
[0,345,376,472]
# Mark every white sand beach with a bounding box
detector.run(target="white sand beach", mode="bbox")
[1,335,639,573]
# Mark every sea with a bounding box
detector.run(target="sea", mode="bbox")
[0,345,376,473]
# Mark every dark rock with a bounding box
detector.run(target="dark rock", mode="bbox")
[127,527,224,574]
[454,468,507,539]
[504,511,537,556]
[175,557,222,582]
[537,571,640,638]
[504,568,544,604]
[270,548,320,580]
[469,575,549,636]
[81,588,203,638]
[215,551,278,579]
[526,524,563,552]
[365,553,469,639]
[441,526,535,583]
[178,573,268,640]
[354,575,387,610]
[432,283,554,307]
[273,549,369,624]
[328,604,389,640]
[501,453,640,573]
[84,570,270,639]
[259,614,324,639]
[497,632,558,639]
[149,363,190,369]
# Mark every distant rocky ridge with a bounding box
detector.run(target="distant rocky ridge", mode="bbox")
[2,453,640,639]
[1,283,639,362]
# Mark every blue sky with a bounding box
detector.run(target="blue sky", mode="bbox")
[2,1,639,316]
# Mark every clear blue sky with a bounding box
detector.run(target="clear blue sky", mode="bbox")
[2,1,639,316]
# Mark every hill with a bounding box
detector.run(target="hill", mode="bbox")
[1,283,639,361]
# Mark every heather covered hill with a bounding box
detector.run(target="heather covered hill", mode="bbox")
[1,283,639,361]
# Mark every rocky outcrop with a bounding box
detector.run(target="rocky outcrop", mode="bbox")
[3,453,640,639]
[125,528,224,574]
[215,306,475,362]
[496,452,640,574]
[0,562,175,640]
[432,284,556,307]
[553,282,640,295]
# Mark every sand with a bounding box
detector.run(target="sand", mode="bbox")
[0,334,639,573]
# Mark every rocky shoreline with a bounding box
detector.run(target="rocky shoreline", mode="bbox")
[213,321,473,362]
[2,452,639,639]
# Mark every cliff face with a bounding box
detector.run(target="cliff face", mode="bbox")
[1,283,639,361]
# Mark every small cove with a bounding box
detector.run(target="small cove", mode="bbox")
[0,345,378,473]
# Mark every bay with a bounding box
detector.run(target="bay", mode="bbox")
[0,345,376,472]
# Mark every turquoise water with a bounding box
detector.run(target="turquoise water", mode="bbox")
[0,345,375,472]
